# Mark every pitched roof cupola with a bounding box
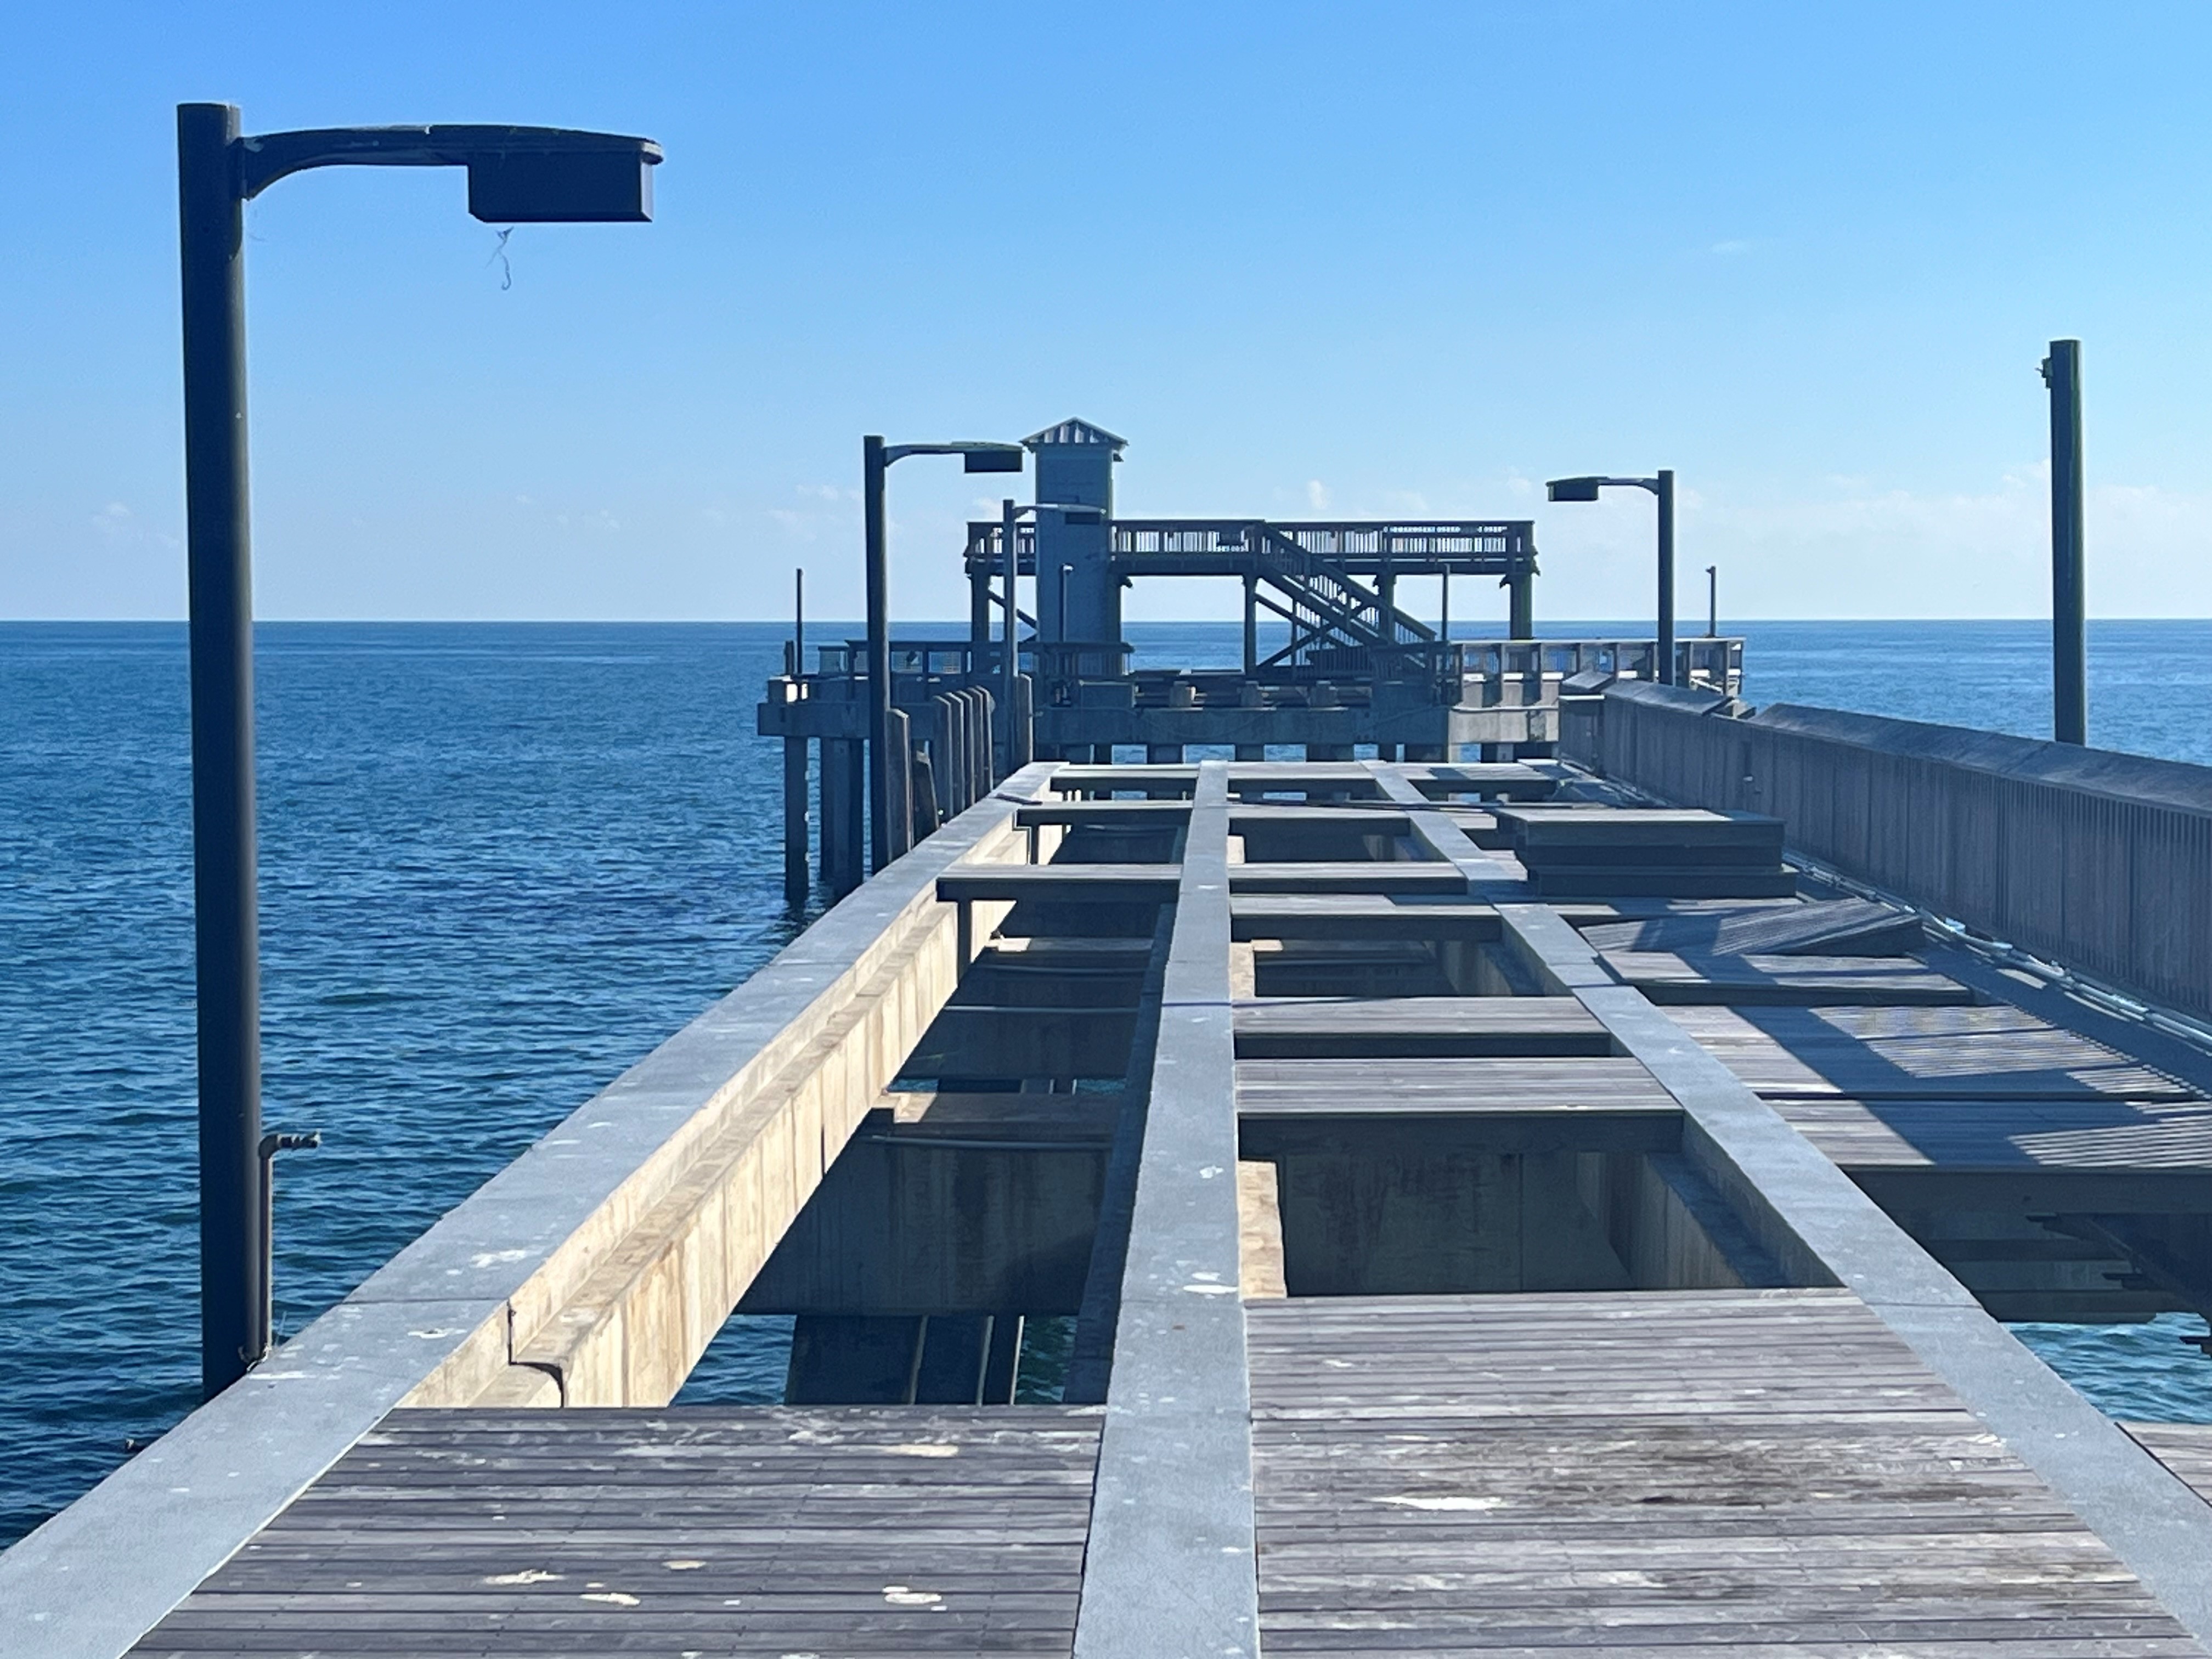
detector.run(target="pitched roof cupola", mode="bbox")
[1026,419,1126,647]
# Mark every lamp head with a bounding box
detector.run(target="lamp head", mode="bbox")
[961,445,1026,474]
[467,142,659,222]
[1546,477,1604,503]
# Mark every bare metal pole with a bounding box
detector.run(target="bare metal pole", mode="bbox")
[864,436,890,870]
[1001,499,1019,769]
[1706,565,1717,637]
[1655,469,1677,686]
[794,567,804,671]
[2044,340,2087,746]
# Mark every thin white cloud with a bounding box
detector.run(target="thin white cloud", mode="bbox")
[1534,466,2212,618]
[1306,479,1331,512]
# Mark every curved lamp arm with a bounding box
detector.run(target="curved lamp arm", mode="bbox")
[233,122,662,221]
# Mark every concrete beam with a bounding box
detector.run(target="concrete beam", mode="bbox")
[1073,761,1260,1659]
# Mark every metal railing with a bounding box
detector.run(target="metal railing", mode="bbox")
[1286,636,1743,695]
[799,634,1741,703]
[962,517,1538,578]
[1113,518,1536,571]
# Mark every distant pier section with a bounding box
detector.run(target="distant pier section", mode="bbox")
[758,419,1742,894]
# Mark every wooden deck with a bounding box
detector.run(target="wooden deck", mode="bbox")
[126,1408,1102,1659]
[2129,1423,2212,1504]
[29,757,2212,1659]
[1662,1003,2200,1101]
[1778,1097,2212,1177]
[1250,1290,2209,1657]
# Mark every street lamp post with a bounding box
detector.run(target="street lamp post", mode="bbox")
[1546,470,1678,686]
[177,103,660,1400]
[863,438,1024,871]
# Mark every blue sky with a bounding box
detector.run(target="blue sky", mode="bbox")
[4,2,2211,624]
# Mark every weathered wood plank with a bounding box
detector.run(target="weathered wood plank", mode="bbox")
[1233,996,1610,1058]
[1601,949,1976,1006]
[936,865,1180,904]
[1227,861,1467,896]
[1247,1291,2207,1657]
[1229,894,1501,942]
[1582,895,1923,957]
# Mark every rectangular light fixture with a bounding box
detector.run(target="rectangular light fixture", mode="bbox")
[468,150,654,222]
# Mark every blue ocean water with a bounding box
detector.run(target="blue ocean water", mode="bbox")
[3,617,2210,1545]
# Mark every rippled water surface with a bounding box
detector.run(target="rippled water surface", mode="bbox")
[4,618,2210,1545]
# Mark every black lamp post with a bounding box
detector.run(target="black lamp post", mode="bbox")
[862,438,1024,871]
[2042,339,2087,746]
[177,103,660,1400]
[1546,471,1677,686]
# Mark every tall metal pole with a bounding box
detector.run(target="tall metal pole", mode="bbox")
[1706,565,1717,637]
[863,436,890,870]
[1655,469,1677,686]
[1440,570,1450,645]
[1001,499,1019,767]
[794,566,805,672]
[2045,339,2087,746]
[178,102,263,1400]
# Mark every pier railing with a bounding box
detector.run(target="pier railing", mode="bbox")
[788,635,1742,707]
[1573,681,2212,1025]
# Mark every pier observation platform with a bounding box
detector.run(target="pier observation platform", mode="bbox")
[13,727,2212,1657]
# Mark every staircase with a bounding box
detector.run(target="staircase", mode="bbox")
[1250,525,1436,674]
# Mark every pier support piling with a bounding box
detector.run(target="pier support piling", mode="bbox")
[782,738,810,905]
[820,738,864,896]
[1508,567,1533,639]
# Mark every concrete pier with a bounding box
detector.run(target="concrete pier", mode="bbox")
[10,752,2212,1656]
